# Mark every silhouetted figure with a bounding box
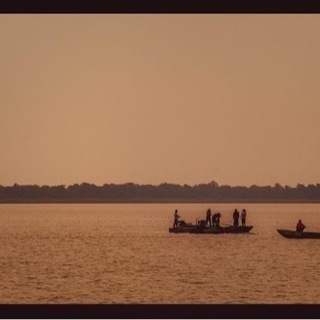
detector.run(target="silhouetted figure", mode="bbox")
[196,219,207,231]
[241,209,247,226]
[206,208,212,227]
[233,209,240,227]
[212,212,221,228]
[296,219,306,233]
[173,209,180,228]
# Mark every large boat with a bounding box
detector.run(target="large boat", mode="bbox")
[277,229,320,239]
[169,218,253,234]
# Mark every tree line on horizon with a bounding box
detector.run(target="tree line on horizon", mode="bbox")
[0,181,320,203]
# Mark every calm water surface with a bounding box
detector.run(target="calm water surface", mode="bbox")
[0,203,319,304]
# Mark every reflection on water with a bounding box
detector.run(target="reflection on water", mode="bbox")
[0,203,319,303]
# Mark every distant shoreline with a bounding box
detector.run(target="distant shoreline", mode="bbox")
[1,182,319,203]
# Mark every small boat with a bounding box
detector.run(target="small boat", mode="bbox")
[277,229,320,239]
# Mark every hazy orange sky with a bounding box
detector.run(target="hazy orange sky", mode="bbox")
[1,14,319,187]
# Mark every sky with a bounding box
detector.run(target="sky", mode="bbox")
[0,14,319,187]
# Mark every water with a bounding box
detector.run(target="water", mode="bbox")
[0,203,319,304]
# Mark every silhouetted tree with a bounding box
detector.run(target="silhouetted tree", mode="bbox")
[0,181,319,203]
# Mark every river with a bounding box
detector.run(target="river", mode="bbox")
[0,203,319,304]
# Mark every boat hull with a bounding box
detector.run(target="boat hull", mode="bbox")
[169,226,195,233]
[221,225,253,233]
[189,225,253,234]
[277,229,320,239]
[169,224,253,234]
[189,226,222,234]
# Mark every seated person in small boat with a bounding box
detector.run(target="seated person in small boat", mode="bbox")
[296,219,306,233]
[198,219,206,228]
[173,209,180,228]
[212,212,221,228]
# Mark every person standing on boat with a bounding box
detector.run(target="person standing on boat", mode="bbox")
[241,209,247,226]
[173,209,180,228]
[233,209,240,227]
[206,208,212,227]
[296,219,306,233]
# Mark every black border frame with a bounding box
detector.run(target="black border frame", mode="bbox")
[1,2,319,319]
[0,303,319,318]
[0,0,320,13]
